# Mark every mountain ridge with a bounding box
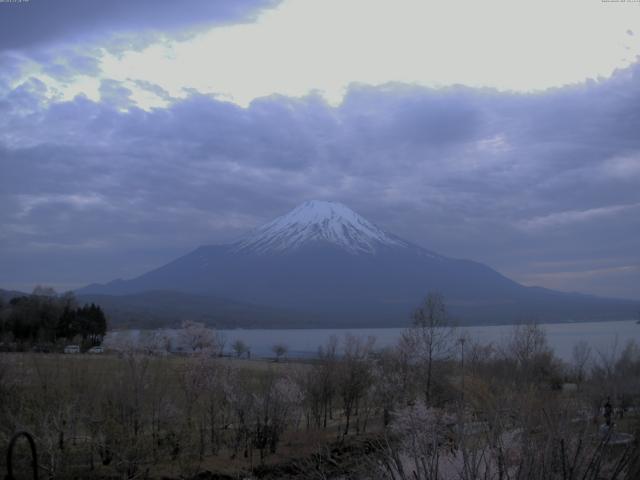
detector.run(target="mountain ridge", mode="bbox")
[78,200,640,326]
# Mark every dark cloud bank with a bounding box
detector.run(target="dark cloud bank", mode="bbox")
[1,62,639,299]
[0,0,279,52]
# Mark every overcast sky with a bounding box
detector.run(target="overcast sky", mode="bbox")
[1,0,639,300]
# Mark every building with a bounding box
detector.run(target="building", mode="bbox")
[64,345,80,354]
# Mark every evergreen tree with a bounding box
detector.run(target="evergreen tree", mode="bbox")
[3,290,108,348]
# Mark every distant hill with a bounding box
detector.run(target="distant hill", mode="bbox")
[77,290,320,329]
[0,288,27,302]
[78,200,640,327]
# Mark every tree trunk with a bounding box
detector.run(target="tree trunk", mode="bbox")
[426,354,433,404]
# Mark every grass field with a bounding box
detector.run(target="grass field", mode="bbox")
[0,351,382,479]
[1,328,639,479]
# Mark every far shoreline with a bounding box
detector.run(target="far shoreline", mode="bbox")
[106,317,640,332]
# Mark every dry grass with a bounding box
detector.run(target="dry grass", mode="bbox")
[0,352,363,479]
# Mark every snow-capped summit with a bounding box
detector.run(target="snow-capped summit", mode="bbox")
[233,200,407,254]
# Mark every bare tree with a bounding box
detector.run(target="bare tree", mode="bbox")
[201,362,232,455]
[505,323,549,365]
[299,336,339,430]
[179,320,219,355]
[336,334,375,435]
[401,292,455,404]
[571,340,592,384]
[272,342,288,362]
[231,339,250,358]
[502,322,559,387]
[375,404,454,480]
[251,373,302,462]
[374,346,413,427]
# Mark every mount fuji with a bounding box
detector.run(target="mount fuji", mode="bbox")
[232,200,410,254]
[79,201,639,327]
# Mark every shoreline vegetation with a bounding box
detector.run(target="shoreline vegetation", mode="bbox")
[0,286,107,354]
[1,292,639,478]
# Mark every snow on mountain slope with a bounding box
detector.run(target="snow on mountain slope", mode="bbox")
[233,200,408,254]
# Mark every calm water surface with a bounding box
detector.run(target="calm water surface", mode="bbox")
[106,320,640,362]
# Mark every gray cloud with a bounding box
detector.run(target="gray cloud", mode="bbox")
[99,79,134,110]
[41,54,101,82]
[1,66,639,299]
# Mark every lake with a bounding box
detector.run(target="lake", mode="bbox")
[105,320,640,362]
